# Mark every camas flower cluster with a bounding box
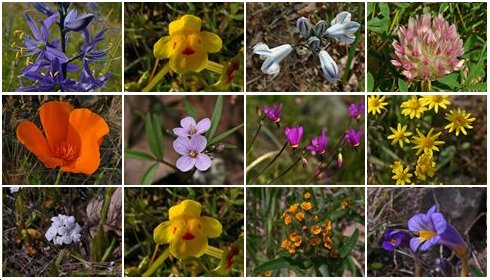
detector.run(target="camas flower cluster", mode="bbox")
[252,11,360,83]
[12,3,111,91]
[45,214,82,245]
[368,95,476,185]
[281,192,338,257]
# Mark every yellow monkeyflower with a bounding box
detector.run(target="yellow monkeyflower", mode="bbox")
[444,108,476,136]
[415,153,436,181]
[419,95,451,113]
[368,95,388,115]
[295,212,305,221]
[153,15,223,74]
[301,201,312,211]
[303,192,311,199]
[311,225,322,235]
[392,166,413,185]
[153,199,222,260]
[387,123,412,148]
[400,96,427,119]
[412,128,445,156]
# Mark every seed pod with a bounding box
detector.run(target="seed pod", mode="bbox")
[296,17,313,39]
[308,36,321,51]
[314,20,328,37]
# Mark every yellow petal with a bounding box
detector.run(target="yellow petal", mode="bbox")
[200,31,222,53]
[153,221,172,244]
[200,216,222,238]
[169,47,207,74]
[169,14,201,36]
[153,36,173,59]
[169,231,208,259]
[169,200,202,220]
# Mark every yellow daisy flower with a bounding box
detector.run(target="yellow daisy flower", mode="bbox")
[400,96,428,119]
[387,123,412,148]
[411,128,445,155]
[390,161,404,174]
[444,108,476,136]
[368,95,388,115]
[392,166,413,185]
[415,153,436,181]
[419,95,451,113]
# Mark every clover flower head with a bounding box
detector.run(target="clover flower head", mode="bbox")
[45,214,82,245]
[153,199,222,260]
[391,13,464,81]
[419,95,451,113]
[154,15,223,74]
[381,229,411,252]
[173,135,211,172]
[285,126,304,148]
[263,103,283,123]
[253,42,292,78]
[348,100,365,120]
[387,123,412,148]
[368,95,388,115]
[173,116,211,138]
[16,101,109,175]
[444,108,476,136]
[306,128,329,155]
[344,128,362,148]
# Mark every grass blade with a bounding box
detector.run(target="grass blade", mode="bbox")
[124,149,156,161]
[205,95,223,141]
[209,123,243,145]
[141,162,159,185]
[184,98,196,119]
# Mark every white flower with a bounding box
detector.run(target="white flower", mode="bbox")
[319,50,339,84]
[45,214,82,245]
[10,187,21,194]
[325,12,360,44]
[253,42,292,78]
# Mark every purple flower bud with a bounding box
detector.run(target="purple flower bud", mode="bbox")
[344,128,362,148]
[306,129,329,155]
[64,10,94,32]
[263,103,283,123]
[381,229,411,252]
[348,100,365,120]
[337,152,343,169]
[285,126,303,148]
[314,20,328,37]
[308,36,321,51]
[302,157,308,169]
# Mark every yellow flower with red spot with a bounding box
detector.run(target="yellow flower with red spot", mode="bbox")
[153,15,223,74]
[311,225,322,235]
[153,199,222,260]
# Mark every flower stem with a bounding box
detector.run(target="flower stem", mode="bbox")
[268,157,302,184]
[143,246,169,277]
[251,142,288,184]
[414,253,421,277]
[205,245,224,259]
[205,61,224,74]
[149,59,160,82]
[158,159,178,171]
[143,62,170,92]
[55,169,63,185]
[148,244,160,268]
[421,80,431,91]
[246,118,265,157]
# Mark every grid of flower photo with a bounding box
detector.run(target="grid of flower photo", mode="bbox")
[1,1,488,279]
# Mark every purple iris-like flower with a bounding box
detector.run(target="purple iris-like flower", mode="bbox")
[349,100,365,120]
[306,129,329,155]
[63,9,94,32]
[173,135,212,172]
[173,116,211,138]
[285,126,303,148]
[381,229,411,252]
[31,3,54,16]
[344,128,362,147]
[263,103,283,123]
[17,59,80,92]
[408,205,447,252]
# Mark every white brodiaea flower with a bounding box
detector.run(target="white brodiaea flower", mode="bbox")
[45,214,82,245]
[10,187,21,194]
[325,11,360,44]
[252,42,292,78]
[319,50,339,83]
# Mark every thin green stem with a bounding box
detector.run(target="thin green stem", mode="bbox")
[205,60,224,74]
[158,159,178,171]
[246,119,265,157]
[204,245,224,259]
[268,157,302,185]
[143,246,169,277]
[55,169,63,185]
[251,142,288,184]
[143,63,170,92]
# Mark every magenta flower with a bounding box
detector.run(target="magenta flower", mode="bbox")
[391,14,464,81]
[348,100,365,120]
[263,103,283,123]
[173,116,211,138]
[285,126,303,148]
[173,135,211,172]
[344,128,362,147]
[306,129,329,155]
[381,229,411,252]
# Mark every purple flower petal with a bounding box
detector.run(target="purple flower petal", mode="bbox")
[176,155,195,172]
[420,236,441,251]
[24,12,41,40]
[431,213,447,234]
[173,137,190,156]
[409,237,423,252]
[195,118,211,134]
[382,241,395,251]
[440,224,465,249]
[194,154,212,171]
[173,127,188,137]
[427,205,437,216]
[408,213,426,231]
[180,116,196,130]
[190,135,207,152]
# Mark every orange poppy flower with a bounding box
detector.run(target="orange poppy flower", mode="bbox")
[16,101,109,175]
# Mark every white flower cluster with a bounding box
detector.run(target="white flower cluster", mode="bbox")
[45,214,82,245]
[10,187,21,194]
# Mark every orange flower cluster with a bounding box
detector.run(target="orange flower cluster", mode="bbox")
[280,192,338,256]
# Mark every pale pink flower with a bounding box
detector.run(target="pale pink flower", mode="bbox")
[391,14,464,81]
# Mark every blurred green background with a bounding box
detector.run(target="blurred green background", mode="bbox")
[124,3,244,92]
[2,3,122,92]
[246,187,365,276]
[124,187,244,277]
[246,95,365,185]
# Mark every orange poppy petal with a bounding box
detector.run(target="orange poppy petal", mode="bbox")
[16,121,62,168]
[62,109,109,175]
[39,101,73,149]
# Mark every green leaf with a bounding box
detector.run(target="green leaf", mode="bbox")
[437,73,460,89]
[209,123,244,145]
[253,257,290,274]
[466,44,486,86]
[141,162,159,185]
[397,78,408,92]
[205,95,223,141]
[124,149,156,161]
[140,112,164,160]
[152,113,164,157]
[184,98,196,119]
[464,34,478,52]
[338,229,359,258]
[367,72,374,92]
